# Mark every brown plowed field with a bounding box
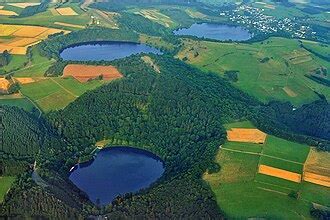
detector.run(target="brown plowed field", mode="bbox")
[258,165,301,183]
[63,64,123,83]
[227,128,267,144]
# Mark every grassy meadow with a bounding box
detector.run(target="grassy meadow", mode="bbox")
[204,121,330,219]
[0,176,15,203]
[177,37,330,106]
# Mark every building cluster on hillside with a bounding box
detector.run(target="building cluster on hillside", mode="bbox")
[219,5,314,39]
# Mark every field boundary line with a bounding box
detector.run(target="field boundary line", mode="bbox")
[18,91,42,118]
[257,187,287,195]
[50,78,79,98]
[222,147,303,165]
[254,180,294,191]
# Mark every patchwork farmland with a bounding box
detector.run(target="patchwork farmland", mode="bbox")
[204,121,330,219]
[0,24,69,55]
[177,37,330,106]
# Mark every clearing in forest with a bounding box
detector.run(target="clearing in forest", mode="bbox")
[141,56,160,73]
[63,64,123,83]
[227,128,267,144]
[56,7,78,16]
[258,164,302,183]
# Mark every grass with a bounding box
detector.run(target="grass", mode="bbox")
[0,96,35,112]
[177,37,330,106]
[20,77,105,112]
[262,135,310,163]
[0,176,15,203]
[139,34,175,51]
[204,121,328,219]
[0,55,27,74]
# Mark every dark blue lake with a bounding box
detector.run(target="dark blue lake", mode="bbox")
[69,147,164,205]
[173,23,252,41]
[60,41,162,61]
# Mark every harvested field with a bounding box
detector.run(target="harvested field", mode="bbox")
[259,165,301,183]
[63,64,123,83]
[283,86,297,97]
[56,7,78,16]
[303,148,330,187]
[7,37,40,47]
[303,172,330,187]
[14,77,36,84]
[0,25,68,55]
[54,22,84,29]
[227,128,267,144]
[8,3,40,8]
[304,148,330,175]
[0,10,17,16]
[0,78,10,92]
[12,26,48,38]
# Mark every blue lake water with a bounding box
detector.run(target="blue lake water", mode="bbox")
[60,41,162,61]
[173,23,252,41]
[69,147,164,205]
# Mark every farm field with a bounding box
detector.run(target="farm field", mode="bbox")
[63,64,123,83]
[0,24,69,55]
[0,176,15,203]
[204,121,330,219]
[133,8,176,28]
[0,4,90,30]
[177,37,330,106]
[0,94,35,112]
[19,77,106,112]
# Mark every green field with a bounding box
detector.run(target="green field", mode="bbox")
[177,37,330,106]
[204,121,330,219]
[0,95,35,112]
[0,176,15,203]
[20,77,106,112]
[0,4,90,30]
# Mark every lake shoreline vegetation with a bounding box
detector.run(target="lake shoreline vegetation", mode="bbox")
[0,0,329,219]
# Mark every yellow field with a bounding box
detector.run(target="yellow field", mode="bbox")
[283,86,297,97]
[227,128,267,144]
[0,78,10,92]
[0,24,69,54]
[303,148,330,187]
[303,172,330,187]
[8,3,40,8]
[54,22,85,29]
[258,165,302,183]
[7,38,40,47]
[56,7,78,16]
[14,77,36,84]
[0,9,17,16]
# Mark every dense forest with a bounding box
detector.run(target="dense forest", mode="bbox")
[0,51,11,67]
[18,0,50,17]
